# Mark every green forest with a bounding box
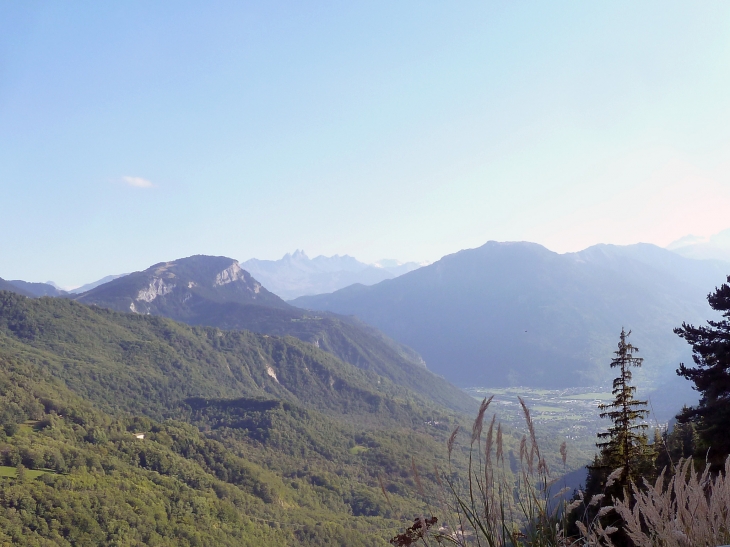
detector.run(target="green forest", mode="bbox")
[0,291,523,545]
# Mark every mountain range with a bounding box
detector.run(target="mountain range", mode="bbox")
[1,240,728,543]
[69,255,473,414]
[241,250,423,300]
[292,241,730,411]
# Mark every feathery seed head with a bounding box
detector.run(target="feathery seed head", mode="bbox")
[484,414,496,463]
[588,493,605,507]
[447,426,460,459]
[471,396,493,444]
[605,467,624,488]
[496,423,503,464]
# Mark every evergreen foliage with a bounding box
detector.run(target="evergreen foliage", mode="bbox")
[586,329,655,503]
[654,421,696,473]
[674,274,730,467]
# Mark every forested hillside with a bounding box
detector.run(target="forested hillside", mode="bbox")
[0,291,502,545]
[72,255,473,413]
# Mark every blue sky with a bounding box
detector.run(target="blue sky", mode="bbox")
[2,2,730,287]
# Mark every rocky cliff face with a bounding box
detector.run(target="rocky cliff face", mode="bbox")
[75,255,288,317]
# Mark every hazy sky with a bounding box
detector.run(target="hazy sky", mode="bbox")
[2,2,730,287]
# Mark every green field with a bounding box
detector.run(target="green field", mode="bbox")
[565,393,613,401]
[532,405,568,413]
[464,385,650,462]
[0,466,50,479]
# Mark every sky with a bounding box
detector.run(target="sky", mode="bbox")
[1,2,730,288]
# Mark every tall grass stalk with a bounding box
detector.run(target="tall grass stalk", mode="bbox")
[402,397,584,546]
[393,399,730,547]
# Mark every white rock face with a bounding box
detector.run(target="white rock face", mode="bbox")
[214,262,262,295]
[266,366,279,383]
[137,278,176,302]
[214,263,245,286]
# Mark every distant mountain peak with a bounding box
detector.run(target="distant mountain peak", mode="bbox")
[286,249,310,260]
[373,259,398,268]
[240,252,424,300]
[75,254,286,313]
[667,234,707,250]
[3,279,66,297]
[666,228,730,262]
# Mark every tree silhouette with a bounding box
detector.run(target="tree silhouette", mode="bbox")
[675,275,730,468]
[586,329,654,502]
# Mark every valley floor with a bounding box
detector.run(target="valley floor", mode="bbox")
[464,386,660,465]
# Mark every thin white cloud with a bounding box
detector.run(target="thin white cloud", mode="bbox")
[122,176,154,188]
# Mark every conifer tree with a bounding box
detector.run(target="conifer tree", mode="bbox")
[586,329,655,500]
[675,274,730,467]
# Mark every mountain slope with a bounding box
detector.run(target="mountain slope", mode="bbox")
[0,290,485,545]
[0,349,296,546]
[72,255,474,413]
[7,279,66,297]
[292,241,728,393]
[68,273,129,294]
[0,277,34,297]
[0,291,444,426]
[241,250,422,300]
[75,255,288,314]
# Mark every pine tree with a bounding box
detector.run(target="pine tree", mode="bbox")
[586,329,655,500]
[675,274,730,468]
